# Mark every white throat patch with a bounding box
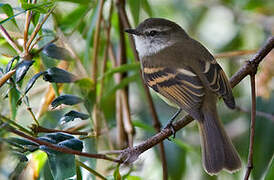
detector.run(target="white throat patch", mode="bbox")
[133,36,173,59]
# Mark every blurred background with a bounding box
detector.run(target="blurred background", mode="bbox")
[0,0,273,179]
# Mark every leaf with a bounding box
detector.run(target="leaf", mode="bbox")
[9,86,20,119]
[5,56,19,73]
[21,2,54,14]
[51,94,84,108]
[56,0,93,4]
[141,0,153,17]
[113,164,121,180]
[265,157,274,180]
[0,3,18,27]
[43,67,77,83]
[15,60,34,83]
[40,146,76,180]
[60,110,89,124]
[37,137,58,144]
[57,138,83,152]
[60,5,88,32]
[128,0,140,25]
[42,43,72,61]
[99,63,140,80]
[7,137,39,146]
[132,120,155,133]
[103,73,139,100]
[44,132,74,143]
[24,71,45,95]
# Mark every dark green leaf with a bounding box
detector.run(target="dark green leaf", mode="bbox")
[113,164,121,180]
[43,67,77,83]
[0,3,18,27]
[60,110,89,123]
[51,94,84,108]
[44,132,74,143]
[47,150,76,180]
[42,43,72,61]
[57,138,83,151]
[5,56,19,73]
[24,71,45,95]
[15,60,34,83]
[31,12,40,26]
[6,137,39,146]
[37,137,58,144]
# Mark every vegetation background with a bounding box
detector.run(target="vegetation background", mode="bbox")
[0,0,273,179]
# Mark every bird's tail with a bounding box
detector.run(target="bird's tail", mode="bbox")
[198,101,241,175]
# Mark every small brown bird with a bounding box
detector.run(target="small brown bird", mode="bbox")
[125,18,241,175]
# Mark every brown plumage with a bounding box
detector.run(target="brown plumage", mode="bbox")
[126,18,241,175]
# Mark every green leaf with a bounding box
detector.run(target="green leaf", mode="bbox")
[103,73,139,101]
[21,2,54,14]
[132,120,155,133]
[43,67,77,83]
[42,43,72,61]
[60,5,89,32]
[84,1,100,72]
[265,156,274,180]
[0,3,18,27]
[44,148,76,180]
[15,60,34,83]
[113,164,121,180]
[24,71,45,95]
[60,110,89,124]
[141,0,153,17]
[9,86,20,119]
[100,63,140,80]
[55,0,93,4]
[126,176,142,180]
[128,0,140,25]
[44,132,75,143]
[57,138,83,152]
[51,94,84,108]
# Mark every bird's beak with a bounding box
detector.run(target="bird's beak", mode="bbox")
[125,28,141,35]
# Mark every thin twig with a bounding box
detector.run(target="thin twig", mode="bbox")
[27,107,39,126]
[23,0,32,52]
[214,49,257,59]
[26,8,55,51]
[31,125,89,136]
[3,124,121,163]
[0,25,21,54]
[236,106,274,122]
[91,0,105,136]
[76,160,107,180]
[0,69,16,88]
[34,37,58,54]
[244,74,257,180]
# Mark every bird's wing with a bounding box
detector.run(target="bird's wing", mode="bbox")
[196,60,235,109]
[143,66,205,119]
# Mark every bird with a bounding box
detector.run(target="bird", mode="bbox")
[125,18,241,175]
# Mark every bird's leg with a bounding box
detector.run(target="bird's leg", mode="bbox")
[164,108,182,139]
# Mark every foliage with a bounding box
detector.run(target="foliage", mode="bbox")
[0,0,273,179]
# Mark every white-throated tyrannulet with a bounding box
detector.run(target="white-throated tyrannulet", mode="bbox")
[125,18,241,175]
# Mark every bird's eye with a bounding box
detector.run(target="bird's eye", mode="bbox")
[149,30,158,36]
